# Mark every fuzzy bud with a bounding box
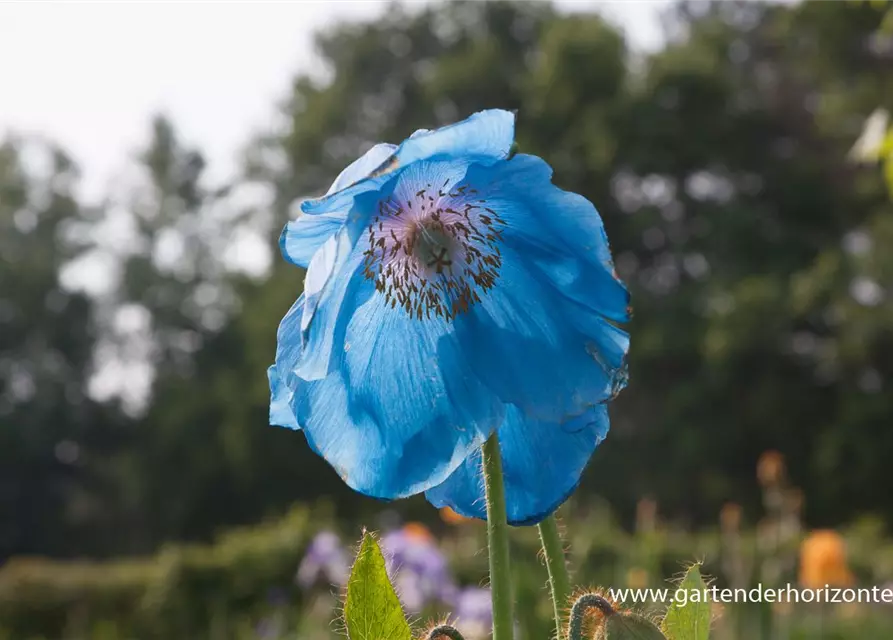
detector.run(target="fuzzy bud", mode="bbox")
[595,611,666,640]
[567,593,667,640]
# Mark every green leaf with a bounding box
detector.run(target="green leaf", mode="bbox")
[884,152,893,199]
[661,564,712,640]
[344,532,412,640]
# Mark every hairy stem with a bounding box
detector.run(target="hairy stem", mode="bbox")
[482,433,514,640]
[538,514,572,639]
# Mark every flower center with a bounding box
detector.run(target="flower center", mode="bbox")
[361,180,505,321]
[408,220,456,273]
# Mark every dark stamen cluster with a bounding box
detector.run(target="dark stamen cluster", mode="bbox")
[361,181,505,321]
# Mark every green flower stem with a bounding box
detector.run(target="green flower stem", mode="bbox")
[482,433,514,640]
[538,514,571,639]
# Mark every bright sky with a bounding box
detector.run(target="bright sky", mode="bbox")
[0,1,668,203]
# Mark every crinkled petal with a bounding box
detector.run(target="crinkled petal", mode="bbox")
[279,211,348,269]
[299,173,393,217]
[298,110,514,218]
[464,154,629,323]
[391,109,514,167]
[287,277,503,499]
[444,154,629,420]
[294,230,367,381]
[270,294,305,430]
[282,145,400,268]
[268,364,299,430]
[425,405,610,525]
[271,293,311,409]
[454,244,628,422]
[326,143,398,195]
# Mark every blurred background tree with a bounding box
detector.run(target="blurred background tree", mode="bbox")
[0,138,124,557]
[2,0,892,560]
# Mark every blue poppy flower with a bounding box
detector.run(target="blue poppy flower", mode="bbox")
[268,109,629,525]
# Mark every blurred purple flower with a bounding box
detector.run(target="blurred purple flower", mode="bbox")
[380,523,455,611]
[296,531,349,589]
[449,587,493,640]
[255,616,283,640]
[266,587,289,607]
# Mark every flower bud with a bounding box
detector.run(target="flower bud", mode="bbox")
[567,593,666,640]
[595,611,666,640]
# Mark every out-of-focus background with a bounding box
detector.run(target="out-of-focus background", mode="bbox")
[2,0,893,638]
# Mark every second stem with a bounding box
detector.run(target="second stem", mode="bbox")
[538,514,572,639]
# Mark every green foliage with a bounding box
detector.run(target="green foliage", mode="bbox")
[344,533,412,640]
[661,565,711,640]
[2,504,893,638]
[0,507,315,639]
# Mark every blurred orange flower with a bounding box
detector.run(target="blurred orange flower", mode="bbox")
[757,450,786,487]
[439,507,474,526]
[402,522,435,542]
[720,502,742,532]
[799,530,855,588]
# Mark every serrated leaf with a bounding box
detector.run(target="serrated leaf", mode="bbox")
[661,564,711,640]
[344,532,412,640]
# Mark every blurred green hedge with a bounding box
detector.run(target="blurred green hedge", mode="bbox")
[3,502,893,639]
[0,507,317,639]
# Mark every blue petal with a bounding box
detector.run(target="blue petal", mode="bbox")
[268,364,299,430]
[390,109,514,167]
[290,185,389,382]
[299,172,391,217]
[298,110,514,218]
[447,154,629,420]
[288,278,503,499]
[280,211,346,269]
[296,158,479,381]
[295,231,364,381]
[272,293,310,394]
[463,154,629,324]
[326,143,397,195]
[425,405,610,525]
[270,294,305,430]
[280,144,398,268]
[454,245,628,422]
